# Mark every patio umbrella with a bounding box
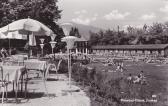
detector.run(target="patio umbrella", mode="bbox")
[0,18,53,56]
[0,31,27,49]
[0,31,27,39]
[0,18,53,36]
[0,31,27,55]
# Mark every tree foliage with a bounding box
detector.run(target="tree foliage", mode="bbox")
[90,22,168,45]
[0,0,65,52]
[69,27,81,38]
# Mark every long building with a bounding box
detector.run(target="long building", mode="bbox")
[91,44,168,57]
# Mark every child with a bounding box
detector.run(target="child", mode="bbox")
[120,62,124,72]
[127,73,132,82]
[116,63,120,70]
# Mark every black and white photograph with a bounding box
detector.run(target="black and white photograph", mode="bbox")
[0,0,167,106]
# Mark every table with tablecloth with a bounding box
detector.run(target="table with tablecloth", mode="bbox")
[1,65,26,100]
[11,54,28,60]
[24,59,47,71]
[2,66,25,83]
[2,54,28,66]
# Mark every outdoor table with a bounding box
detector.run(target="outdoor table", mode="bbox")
[11,54,28,60]
[1,65,26,101]
[2,66,25,82]
[24,59,47,71]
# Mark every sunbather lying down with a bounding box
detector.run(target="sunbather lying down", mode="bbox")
[133,75,142,83]
[133,76,147,84]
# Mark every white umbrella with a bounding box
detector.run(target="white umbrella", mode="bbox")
[0,18,53,56]
[0,31,27,39]
[0,18,53,36]
[0,31,27,48]
[0,31,27,55]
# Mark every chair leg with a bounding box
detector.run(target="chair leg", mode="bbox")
[24,71,28,98]
[41,71,49,97]
[15,82,18,103]
[56,70,59,80]
[13,82,15,92]
[2,87,4,106]
[5,85,7,101]
[45,71,48,81]
[21,74,23,93]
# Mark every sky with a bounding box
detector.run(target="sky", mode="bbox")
[57,0,168,30]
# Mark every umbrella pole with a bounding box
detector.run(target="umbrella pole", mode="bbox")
[27,32,30,58]
[30,49,32,57]
[9,39,11,56]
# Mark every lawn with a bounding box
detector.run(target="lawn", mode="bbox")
[85,61,168,106]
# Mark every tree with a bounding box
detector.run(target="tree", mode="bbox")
[89,31,100,46]
[0,0,64,52]
[69,27,81,38]
[89,22,168,46]
[146,23,165,44]
[1,0,62,35]
[148,23,164,35]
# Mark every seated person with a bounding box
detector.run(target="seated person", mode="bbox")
[0,53,2,62]
[116,65,120,70]
[121,62,124,67]
[139,70,145,79]
[116,62,124,72]
[139,70,147,84]
[11,48,17,55]
[116,63,120,70]
[1,48,8,58]
[120,66,124,72]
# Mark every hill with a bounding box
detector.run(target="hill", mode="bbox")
[59,22,102,40]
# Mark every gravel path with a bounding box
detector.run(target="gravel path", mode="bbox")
[2,74,91,106]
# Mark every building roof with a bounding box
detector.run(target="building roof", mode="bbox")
[76,36,87,42]
[92,44,168,50]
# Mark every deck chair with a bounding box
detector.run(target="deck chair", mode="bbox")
[45,59,62,80]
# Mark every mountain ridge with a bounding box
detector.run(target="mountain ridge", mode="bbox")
[59,22,102,40]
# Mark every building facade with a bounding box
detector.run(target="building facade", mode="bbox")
[72,37,90,54]
[91,44,168,57]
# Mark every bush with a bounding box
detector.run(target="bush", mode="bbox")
[58,59,68,73]
[71,62,81,82]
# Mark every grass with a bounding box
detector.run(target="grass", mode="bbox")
[85,61,168,106]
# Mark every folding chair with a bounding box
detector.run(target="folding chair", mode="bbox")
[45,59,62,80]
[0,66,10,106]
[1,59,26,102]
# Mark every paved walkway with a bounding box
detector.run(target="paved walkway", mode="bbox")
[2,74,91,106]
